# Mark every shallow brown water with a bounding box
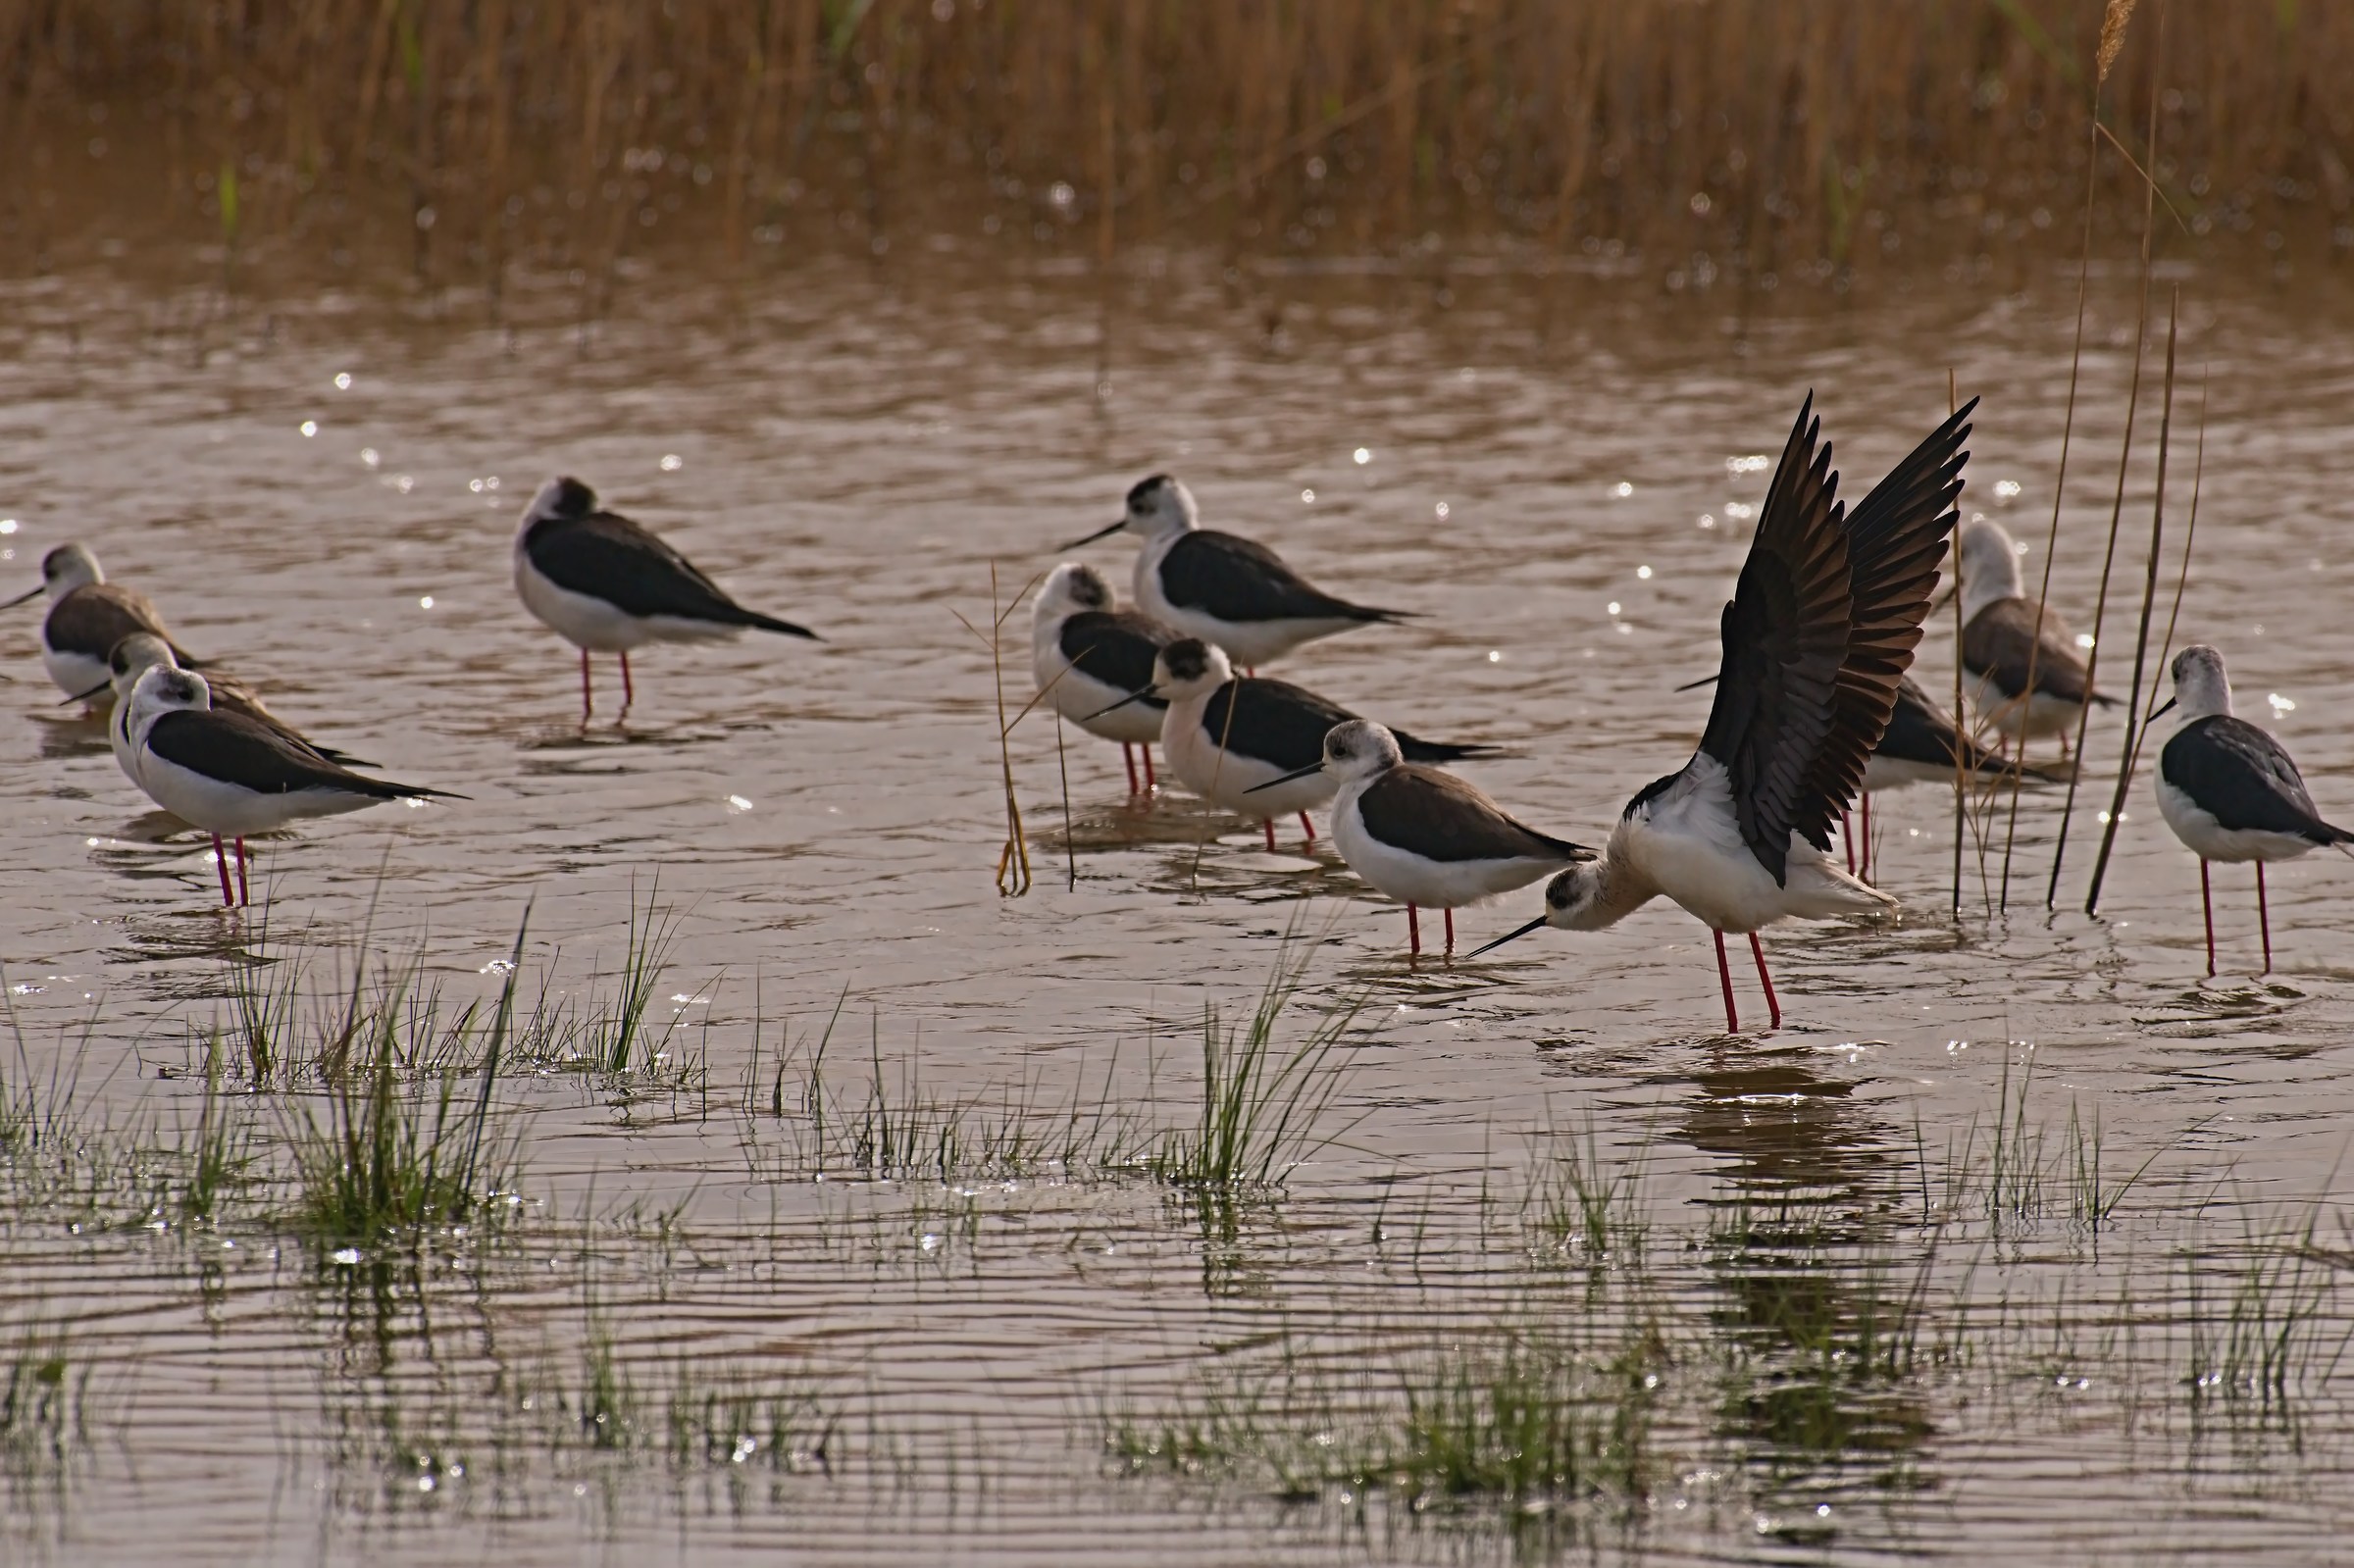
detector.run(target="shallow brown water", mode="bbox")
[4,249,2354,1563]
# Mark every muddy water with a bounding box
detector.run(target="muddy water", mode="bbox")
[3,250,2354,1564]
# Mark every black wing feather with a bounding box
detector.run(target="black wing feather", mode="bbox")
[2163,716,2352,843]
[147,711,453,800]
[1158,531,1407,626]
[1059,609,1172,700]
[525,511,816,637]
[1696,396,1852,885]
[1197,678,1495,771]
[1357,766,1586,863]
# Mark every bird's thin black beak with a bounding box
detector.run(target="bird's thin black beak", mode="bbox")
[60,680,111,706]
[1244,761,1325,794]
[2150,696,2176,721]
[1082,683,1158,722]
[1059,520,1126,550]
[1465,914,1550,960]
[1,584,41,611]
[1673,673,1718,693]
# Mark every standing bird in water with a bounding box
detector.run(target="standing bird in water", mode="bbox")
[1061,475,1411,671]
[1848,674,2056,880]
[2152,645,2352,976]
[1955,516,2113,757]
[123,667,461,908]
[1087,638,1496,853]
[1029,562,1177,794]
[91,632,374,788]
[1246,719,1589,959]
[513,477,820,722]
[1473,395,1974,1032]
[5,543,197,704]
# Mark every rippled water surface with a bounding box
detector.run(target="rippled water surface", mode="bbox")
[4,250,2354,1564]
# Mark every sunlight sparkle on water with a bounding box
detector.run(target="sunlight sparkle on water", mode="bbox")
[1301,488,1314,503]
[361,447,380,467]
[299,420,318,436]
[1435,501,1450,518]
[660,453,684,471]
[1636,565,1653,579]
[2271,692,2297,713]
[1353,447,1371,464]
[1612,481,1634,497]
[333,372,351,389]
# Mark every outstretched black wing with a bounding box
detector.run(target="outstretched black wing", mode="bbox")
[1801,398,1975,833]
[1696,396,1853,885]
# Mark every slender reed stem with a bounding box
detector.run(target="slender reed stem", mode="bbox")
[2086,289,2178,914]
[1950,369,1966,919]
[2049,0,2168,909]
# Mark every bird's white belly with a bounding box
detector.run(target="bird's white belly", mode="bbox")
[514,552,739,652]
[42,643,112,704]
[1159,697,1336,819]
[1967,669,2079,740]
[1332,795,1566,910]
[1032,639,1162,745]
[2154,774,2317,865]
[137,754,384,837]
[1622,816,1794,934]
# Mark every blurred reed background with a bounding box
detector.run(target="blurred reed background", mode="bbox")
[2,0,2349,292]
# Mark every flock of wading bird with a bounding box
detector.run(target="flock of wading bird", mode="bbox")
[8,393,2348,1031]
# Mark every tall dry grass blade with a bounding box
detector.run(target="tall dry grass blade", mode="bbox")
[2149,377,2209,691]
[2085,289,2179,914]
[1999,86,2105,912]
[1055,714,1076,893]
[2049,0,2169,909]
[984,564,1031,896]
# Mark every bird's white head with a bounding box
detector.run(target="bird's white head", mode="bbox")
[128,664,212,748]
[1120,474,1201,542]
[1319,719,1405,786]
[1035,561,1116,627]
[107,632,179,698]
[2165,644,2233,723]
[40,543,104,598]
[1956,516,2024,623]
[1153,636,1233,701]
[521,476,599,536]
[1538,859,1616,932]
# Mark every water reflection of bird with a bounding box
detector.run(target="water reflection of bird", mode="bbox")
[91,632,374,784]
[512,477,820,724]
[1955,516,2114,757]
[4,543,199,703]
[1244,719,1587,959]
[124,666,461,908]
[1030,562,1177,795]
[1087,638,1497,854]
[1473,395,1973,1032]
[1060,474,1411,671]
[2153,644,2353,976]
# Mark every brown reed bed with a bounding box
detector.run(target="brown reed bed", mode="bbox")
[4,2,2349,289]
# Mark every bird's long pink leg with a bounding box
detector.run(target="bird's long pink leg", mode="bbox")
[619,651,635,715]
[1444,908,1456,958]
[1841,811,1855,873]
[1141,746,1156,790]
[1299,812,1316,843]
[234,837,250,907]
[1748,933,1781,1030]
[1122,743,1139,794]
[579,649,593,721]
[210,834,234,908]
[1407,904,1421,959]
[2257,861,2273,975]
[1262,818,1276,852]
[2200,859,2215,977]
[1713,930,1739,1034]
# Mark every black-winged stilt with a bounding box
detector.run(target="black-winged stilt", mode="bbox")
[1472,394,1976,1031]
[5,543,197,703]
[1061,475,1411,670]
[2152,644,2351,975]
[125,666,461,908]
[1956,517,2113,757]
[1030,562,1177,795]
[1246,718,1589,958]
[513,477,819,722]
[85,632,374,781]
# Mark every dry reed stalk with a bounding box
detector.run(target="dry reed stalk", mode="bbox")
[2048,0,2169,910]
[1055,711,1076,894]
[1950,368,1967,919]
[953,565,1035,896]
[2083,288,2178,915]
[1999,19,2106,913]
[2148,378,2207,696]
[10,3,2347,283]
[2097,0,2140,85]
